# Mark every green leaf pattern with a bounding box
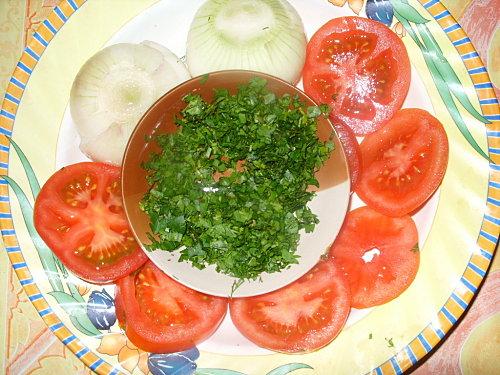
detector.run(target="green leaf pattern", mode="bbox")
[391,0,491,161]
[1,140,98,336]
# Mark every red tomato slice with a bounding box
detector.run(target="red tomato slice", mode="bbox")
[331,116,362,190]
[230,259,350,353]
[356,108,449,217]
[329,206,419,308]
[303,16,410,135]
[33,162,147,283]
[115,261,227,353]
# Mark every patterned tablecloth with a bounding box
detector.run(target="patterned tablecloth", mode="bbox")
[0,1,498,374]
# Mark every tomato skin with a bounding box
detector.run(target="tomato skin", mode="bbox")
[33,162,147,283]
[356,108,449,217]
[329,206,419,308]
[229,259,350,353]
[303,16,410,135]
[331,116,362,190]
[115,261,227,353]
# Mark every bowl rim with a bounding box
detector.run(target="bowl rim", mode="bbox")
[120,69,351,297]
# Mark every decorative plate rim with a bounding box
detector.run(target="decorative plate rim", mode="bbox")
[0,0,498,374]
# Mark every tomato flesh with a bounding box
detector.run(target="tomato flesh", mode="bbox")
[116,261,228,353]
[356,108,449,217]
[329,206,419,308]
[34,162,147,283]
[331,116,362,190]
[303,16,410,135]
[230,259,350,353]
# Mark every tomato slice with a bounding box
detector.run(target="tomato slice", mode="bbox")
[331,116,362,190]
[33,162,147,283]
[115,261,227,353]
[302,16,410,135]
[328,206,419,308]
[229,259,350,353]
[356,108,449,217]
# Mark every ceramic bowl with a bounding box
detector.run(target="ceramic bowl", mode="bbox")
[121,70,350,297]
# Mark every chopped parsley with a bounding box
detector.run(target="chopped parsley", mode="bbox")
[385,337,395,348]
[141,77,334,280]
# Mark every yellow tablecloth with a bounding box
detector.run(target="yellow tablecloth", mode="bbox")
[0,1,498,374]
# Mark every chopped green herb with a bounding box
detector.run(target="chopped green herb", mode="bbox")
[411,243,419,252]
[368,333,373,340]
[231,279,245,296]
[385,337,395,348]
[141,77,334,280]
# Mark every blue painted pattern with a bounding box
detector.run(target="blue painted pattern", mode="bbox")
[417,334,431,353]
[460,276,477,293]
[33,32,48,47]
[54,7,68,22]
[443,23,460,33]
[43,20,57,34]
[451,293,468,309]
[390,357,403,375]
[453,37,471,46]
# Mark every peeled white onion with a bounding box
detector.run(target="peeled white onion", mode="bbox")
[186,0,307,84]
[70,41,190,165]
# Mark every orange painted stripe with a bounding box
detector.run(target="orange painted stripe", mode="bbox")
[19,53,37,69]
[464,60,484,70]
[8,252,24,264]
[15,267,29,280]
[425,2,442,13]
[480,220,498,239]
[435,311,454,332]
[422,326,440,348]
[2,236,20,247]
[455,43,472,55]
[378,361,397,375]
[477,89,498,100]
[0,114,11,126]
[44,313,59,327]
[36,24,55,44]
[32,298,48,312]
[0,218,13,228]
[58,2,74,19]
[12,69,29,86]
[66,340,84,354]
[29,41,45,57]
[446,29,464,41]
[23,283,39,297]
[478,230,498,250]
[408,339,426,361]
[462,267,483,287]
[483,105,499,116]
[470,253,491,271]
[445,300,463,319]
[0,137,10,148]
[5,83,24,100]
[2,100,17,115]
[48,13,65,31]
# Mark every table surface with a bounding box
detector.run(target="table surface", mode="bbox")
[0,1,498,374]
